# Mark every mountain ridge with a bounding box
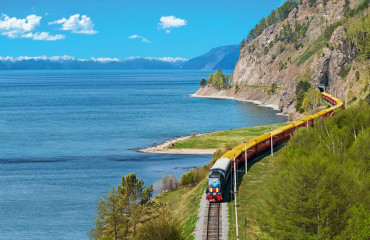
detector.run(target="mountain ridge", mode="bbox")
[0,45,239,70]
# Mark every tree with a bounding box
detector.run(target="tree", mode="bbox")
[295,80,312,111]
[161,173,170,193]
[335,204,370,240]
[118,173,153,239]
[256,103,370,239]
[200,78,207,87]
[169,173,178,190]
[89,187,129,240]
[346,15,370,59]
[180,169,197,187]
[268,83,278,94]
[300,88,322,112]
[207,69,230,90]
[90,173,154,240]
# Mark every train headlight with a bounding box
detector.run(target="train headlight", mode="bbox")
[209,187,213,192]
[216,188,219,192]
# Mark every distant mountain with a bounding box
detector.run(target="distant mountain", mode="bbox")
[0,56,187,70]
[181,45,239,70]
[0,45,240,70]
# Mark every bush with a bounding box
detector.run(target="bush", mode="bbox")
[339,64,352,79]
[180,169,196,187]
[137,210,184,240]
[279,45,285,53]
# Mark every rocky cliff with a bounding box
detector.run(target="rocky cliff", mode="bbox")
[194,0,369,118]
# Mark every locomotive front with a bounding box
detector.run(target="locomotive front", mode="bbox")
[206,158,231,202]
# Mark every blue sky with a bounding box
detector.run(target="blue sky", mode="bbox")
[1,0,284,59]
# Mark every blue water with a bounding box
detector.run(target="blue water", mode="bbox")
[0,70,285,239]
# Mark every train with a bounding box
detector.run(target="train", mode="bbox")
[206,91,344,202]
[206,158,232,201]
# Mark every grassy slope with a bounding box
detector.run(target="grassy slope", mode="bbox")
[228,152,280,240]
[171,123,288,149]
[156,123,288,239]
[155,180,207,240]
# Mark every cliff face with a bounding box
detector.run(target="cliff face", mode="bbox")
[195,0,369,117]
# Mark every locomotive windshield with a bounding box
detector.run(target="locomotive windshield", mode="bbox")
[209,178,219,185]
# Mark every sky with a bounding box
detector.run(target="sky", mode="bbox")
[0,0,285,59]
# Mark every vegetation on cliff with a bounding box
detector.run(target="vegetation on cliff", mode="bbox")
[205,69,233,90]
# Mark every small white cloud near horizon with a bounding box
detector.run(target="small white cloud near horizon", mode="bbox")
[158,16,187,33]
[128,34,151,43]
[49,14,97,34]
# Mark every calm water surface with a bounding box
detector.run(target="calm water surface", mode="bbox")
[0,70,286,239]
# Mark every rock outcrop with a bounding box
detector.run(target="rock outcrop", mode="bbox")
[195,0,369,117]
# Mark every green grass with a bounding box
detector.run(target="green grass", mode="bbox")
[155,180,208,240]
[295,34,327,66]
[171,123,289,149]
[228,152,280,240]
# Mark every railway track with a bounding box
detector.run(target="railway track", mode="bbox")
[205,202,221,240]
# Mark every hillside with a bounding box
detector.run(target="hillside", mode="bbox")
[181,45,239,70]
[194,0,369,117]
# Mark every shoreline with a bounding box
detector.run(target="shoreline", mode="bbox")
[136,135,217,155]
[189,93,284,113]
[137,92,288,155]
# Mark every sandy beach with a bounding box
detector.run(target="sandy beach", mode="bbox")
[137,136,217,155]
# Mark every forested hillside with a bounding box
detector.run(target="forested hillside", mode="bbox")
[255,101,369,239]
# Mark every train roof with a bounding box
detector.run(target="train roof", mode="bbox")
[210,158,231,172]
[219,92,344,162]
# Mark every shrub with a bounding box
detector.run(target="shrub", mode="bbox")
[339,64,352,79]
[137,210,184,240]
[279,45,285,53]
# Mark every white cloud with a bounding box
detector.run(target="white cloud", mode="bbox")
[158,16,187,33]
[0,14,41,38]
[0,14,64,41]
[49,14,97,34]
[22,32,65,41]
[48,18,67,25]
[128,34,151,43]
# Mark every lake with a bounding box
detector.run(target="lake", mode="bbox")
[0,70,286,239]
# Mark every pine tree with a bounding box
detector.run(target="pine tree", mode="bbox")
[118,173,153,238]
[89,187,129,240]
